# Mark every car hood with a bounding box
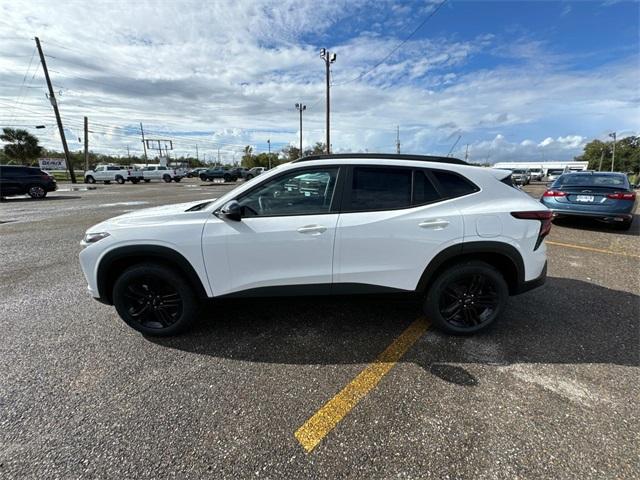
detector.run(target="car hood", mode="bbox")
[88,199,217,231]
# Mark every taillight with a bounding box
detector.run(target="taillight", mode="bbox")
[511,210,553,250]
[606,192,636,201]
[543,190,566,197]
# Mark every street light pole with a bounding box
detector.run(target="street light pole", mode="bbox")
[320,48,336,154]
[609,132,617,172]
[295,103,306,159]
[267,139,271,169]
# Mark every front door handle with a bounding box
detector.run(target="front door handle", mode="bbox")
[419,219,450,230]
[297,225,327,235]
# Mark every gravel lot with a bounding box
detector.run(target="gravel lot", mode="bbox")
[1,178,638,479]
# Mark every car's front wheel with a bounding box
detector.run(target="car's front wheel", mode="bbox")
[112,264,200,336]
[162,175,172,183]
[424,261,508,335]
[85,176,95,184]
[115,175,125,184]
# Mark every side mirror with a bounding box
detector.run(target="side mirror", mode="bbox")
[219,200,242,221]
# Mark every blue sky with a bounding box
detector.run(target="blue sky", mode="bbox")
[0,0,638,162]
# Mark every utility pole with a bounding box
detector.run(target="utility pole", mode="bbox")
[396,126,401,154]
[140,122,148,163]
[35,37,76,183]
[126,145,131,160]
[83,116,88,173]
[598,149,604,171]
[217,147,221,165]
[267,139,271,169]
[320,48,336,154]
[609,132,617,172]
[295,103,306,158]
[464,144,469,162]
[195,144,199,161]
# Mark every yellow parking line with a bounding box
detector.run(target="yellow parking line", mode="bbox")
[546,240,640,259]
[294,317,430,453]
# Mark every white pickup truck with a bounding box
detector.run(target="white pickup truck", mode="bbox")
[84,165,143,184]
[142,165,185,183]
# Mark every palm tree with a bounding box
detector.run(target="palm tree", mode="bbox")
[1,128,42,165]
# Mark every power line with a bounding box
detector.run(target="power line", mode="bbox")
[332,0,449,87]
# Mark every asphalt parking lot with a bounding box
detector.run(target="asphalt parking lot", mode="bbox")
[1,179,638,479]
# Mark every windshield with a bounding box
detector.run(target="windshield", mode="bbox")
[553,174,629,189]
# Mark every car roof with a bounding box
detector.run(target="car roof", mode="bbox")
[293,153,467,166]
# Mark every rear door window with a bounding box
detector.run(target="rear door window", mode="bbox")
[412,170,441,205]
[346,167,412,211]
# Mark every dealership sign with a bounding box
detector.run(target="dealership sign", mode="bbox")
[38,158,66,170]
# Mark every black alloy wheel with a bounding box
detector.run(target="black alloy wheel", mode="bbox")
[113,264,199,336]
[27,185,46,199]
[424,261,507,334]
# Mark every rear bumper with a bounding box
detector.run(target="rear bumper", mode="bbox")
[513,260,547,295]
[550,209,633,222]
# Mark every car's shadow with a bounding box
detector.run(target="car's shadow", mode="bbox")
[149,277,639,379]
[552,214,639,236]
[0,195,82,202]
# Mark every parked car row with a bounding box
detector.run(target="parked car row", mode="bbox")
[84,165,187,184]
[199,166,266,182]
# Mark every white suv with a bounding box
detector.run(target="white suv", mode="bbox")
[79,154,550,336]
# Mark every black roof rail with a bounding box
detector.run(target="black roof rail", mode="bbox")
[292,153,469,165]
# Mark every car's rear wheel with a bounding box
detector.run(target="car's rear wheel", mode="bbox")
[173,177,181,182]
[131,179,139,184]
[115,175,125,184]
[27,184,47,199]
[163,175,172,183]
[614,218,633,231]
[85,176,95,184]
[113,264,200,336]
[424,261,508,335]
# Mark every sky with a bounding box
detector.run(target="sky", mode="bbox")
[0,0,638,164]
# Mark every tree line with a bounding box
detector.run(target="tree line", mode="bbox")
[0,127,329,170]
[2,127,638,175]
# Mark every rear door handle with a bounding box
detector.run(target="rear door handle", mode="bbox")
[419,219,450,230]
[297,225,327,235]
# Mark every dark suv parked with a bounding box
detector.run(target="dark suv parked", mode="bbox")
[0,165,57,199]
[200,167,237,182]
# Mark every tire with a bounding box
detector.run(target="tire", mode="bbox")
[614,219,633,231]
[163,175,172,183]
[200,175,209,182]
[424,261,508,335]
[144,179,151,183]
[27,184,47,199]
[115,175,125,184]
[103,181,111,185]
[112,263,200,336]
[245,174,253,180]
[85,175,95,184]
[173,177,181,183]
[130,179,139,184]
[223,175,231,182]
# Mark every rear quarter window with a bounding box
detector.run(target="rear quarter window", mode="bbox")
[431,170,478,198]
[348,167,412,211]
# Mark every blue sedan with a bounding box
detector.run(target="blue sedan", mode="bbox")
[540,172,636,230]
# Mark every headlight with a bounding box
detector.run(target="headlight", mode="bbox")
[81,232,110,246]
